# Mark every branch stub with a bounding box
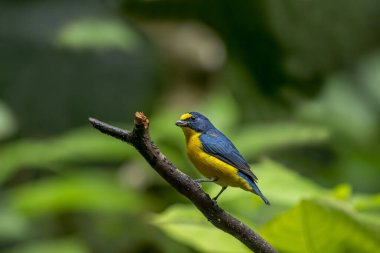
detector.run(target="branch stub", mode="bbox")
[135,112,149,129]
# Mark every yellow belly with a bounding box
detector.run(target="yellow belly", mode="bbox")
[185,131,252,191]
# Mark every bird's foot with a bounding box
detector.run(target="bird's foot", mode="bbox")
[193,178,217,188]
[193,181,203,189]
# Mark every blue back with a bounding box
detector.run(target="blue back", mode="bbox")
[186,112,258,183]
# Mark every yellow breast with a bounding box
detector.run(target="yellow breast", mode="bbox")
[182,128,251,191]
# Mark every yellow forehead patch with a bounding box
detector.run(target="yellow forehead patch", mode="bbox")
[180,113,192,120]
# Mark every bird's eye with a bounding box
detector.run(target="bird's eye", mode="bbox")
[190,116,195,121]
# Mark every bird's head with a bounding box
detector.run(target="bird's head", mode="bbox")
[175,112,213,133]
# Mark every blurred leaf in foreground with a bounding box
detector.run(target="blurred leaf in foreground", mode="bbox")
[261,199,380,253]
[151,204,250,253]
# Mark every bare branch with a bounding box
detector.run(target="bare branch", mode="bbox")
[89,117,132,143]
[89,112,277,253]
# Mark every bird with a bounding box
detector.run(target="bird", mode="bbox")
[175,112,270,205]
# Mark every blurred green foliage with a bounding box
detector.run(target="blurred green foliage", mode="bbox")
[1,0,380,252]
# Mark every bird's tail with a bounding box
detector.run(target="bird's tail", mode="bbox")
[238,172,270,205]
[251,183,271,205]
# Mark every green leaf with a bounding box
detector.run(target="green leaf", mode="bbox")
[8,172,143,215]
[0,127,133,183]
[261,199,380,253]
[56,18,141,52]
[8,238,89,253]
[152,204,250,253]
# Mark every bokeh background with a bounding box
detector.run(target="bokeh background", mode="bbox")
[1,0,380,252]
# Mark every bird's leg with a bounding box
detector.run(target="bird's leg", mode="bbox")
[194,178,217,183]
[193,178,217,188]
[213,186,228,201]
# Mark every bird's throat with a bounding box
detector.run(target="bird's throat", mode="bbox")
[182,127,199,143]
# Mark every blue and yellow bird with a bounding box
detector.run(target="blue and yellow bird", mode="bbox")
[176,112,270,205]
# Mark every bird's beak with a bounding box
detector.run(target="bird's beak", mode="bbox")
[175,120,188,127]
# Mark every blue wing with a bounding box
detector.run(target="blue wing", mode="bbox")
[200,131,258,182]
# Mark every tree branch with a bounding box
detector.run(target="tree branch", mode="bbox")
[89,112,277,253]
